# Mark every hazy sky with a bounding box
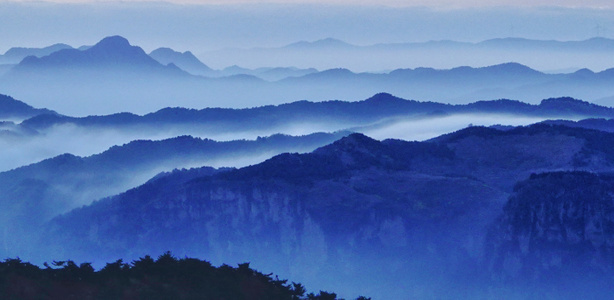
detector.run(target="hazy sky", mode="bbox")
[0,0,613,54]
[4,0,614,8]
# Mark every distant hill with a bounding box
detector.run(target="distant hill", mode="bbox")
[219,66,318,81]
[39,123,614,298]
[149,47,215,76]
[7,92,614,173]
[18,93,614,133]
[11,36,185,75]
[277,64,614,105]
[477,37,614,52]
[0,43,72,64]
[149,47,317,80]
[2,37,614,115]
[541,118,614,133]
[0,36,203,114]
[201,37,614,73]
[148,46,319,80]
[0,94,55,120]
[284,38,355,50]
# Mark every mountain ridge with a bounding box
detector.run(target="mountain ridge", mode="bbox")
[10,36,188,76]
[149,47,214,76]
[0,43,73,64]
[200,36,614,73]
[2,35,614,115]
[0,94,56,120]
[39,122,614,298]
[17,93,614,131]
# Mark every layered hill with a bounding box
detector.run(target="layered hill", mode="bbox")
[0,132,347,260]
[11,36,182,74]
[0,43,72,65]
[0,94,55,120]
[0,36,200,114]
[148,47,318,81]
[149,47,215,76]
[2,36,614,115]
[5,93,614,173]
[19,93,614,132]
[39,123,614,298]
[201,37,614,74]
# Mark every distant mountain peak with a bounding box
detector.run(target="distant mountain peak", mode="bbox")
[314,37,347,45]
[536,97,611,117]
[86,35,146,59]
[150,47,197,58]
[365,92,394,100]
[364,93,404,102]
[318,68,354,76]
[539,96,590,106]
[150,47,174,54]
[573,68,595,76]
[94,35,131,49]
[482,62,541,73]
[285,38,353,49]
[314,133,383,157]
[149,46,213,75]
[0,94,56,119]
[334,132,374,144]
[3,43,72,57]
[8,35,189,76]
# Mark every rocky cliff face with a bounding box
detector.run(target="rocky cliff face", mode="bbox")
[486,171,614,287]
[43,134,506,297]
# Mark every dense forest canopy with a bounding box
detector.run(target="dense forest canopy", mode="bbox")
[0,252,370,300]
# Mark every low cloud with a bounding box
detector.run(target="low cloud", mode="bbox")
[357,114,568,141]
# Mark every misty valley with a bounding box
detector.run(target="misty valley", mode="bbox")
[2,35,614,300]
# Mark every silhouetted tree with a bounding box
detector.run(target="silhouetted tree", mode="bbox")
[0,253,364,300]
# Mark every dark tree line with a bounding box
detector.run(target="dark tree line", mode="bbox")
[0,252,370,300]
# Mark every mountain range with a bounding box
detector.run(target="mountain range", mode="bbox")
[148,47,317,80]
[2,34,614,299]
[1,36,613,115]
[15,93,614,130]
[4,92,614,172]
[22,123,614,298]
[0,43,72,65]
[0,131,348,260]
[201,37,614,73]
[0,94,55,121]
[10,36,186,76]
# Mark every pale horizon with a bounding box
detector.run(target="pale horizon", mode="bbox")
[3,0,614,9]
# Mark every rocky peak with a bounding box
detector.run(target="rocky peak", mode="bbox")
[486,171,614,282]
[92,36,131,50]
